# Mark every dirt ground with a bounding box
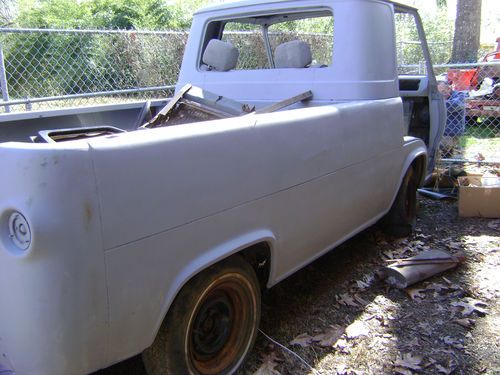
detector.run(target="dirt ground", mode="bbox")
[97,195,500,375]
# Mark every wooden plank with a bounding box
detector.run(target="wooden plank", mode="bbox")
[255,90,313,114]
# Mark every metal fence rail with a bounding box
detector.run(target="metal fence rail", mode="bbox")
[0,28,498,163]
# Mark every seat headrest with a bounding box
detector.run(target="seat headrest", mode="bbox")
[274,40,312,68]
[202,39,239,71]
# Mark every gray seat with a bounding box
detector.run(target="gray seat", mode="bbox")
[274,40,312,68]
[202,39,239,71]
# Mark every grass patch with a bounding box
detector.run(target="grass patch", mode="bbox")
[459,125,499,160]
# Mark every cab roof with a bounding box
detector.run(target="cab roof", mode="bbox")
[194,0,417,16]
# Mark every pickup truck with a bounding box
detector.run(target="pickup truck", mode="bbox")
[0,1,445,374]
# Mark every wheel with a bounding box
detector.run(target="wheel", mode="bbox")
[143,256,261,375]
[381,166,417,237]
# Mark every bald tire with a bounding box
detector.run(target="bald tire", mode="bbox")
[142,256,261,375]
[382,166,417,237]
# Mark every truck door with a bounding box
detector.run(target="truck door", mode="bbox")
[394,6,446,176]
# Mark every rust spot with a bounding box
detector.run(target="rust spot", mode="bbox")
[83,201,93,230]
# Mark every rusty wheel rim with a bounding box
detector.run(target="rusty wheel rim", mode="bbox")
[187,274,257,375]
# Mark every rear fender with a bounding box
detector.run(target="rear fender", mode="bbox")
[388,137,427,208]
[151,229,277,344]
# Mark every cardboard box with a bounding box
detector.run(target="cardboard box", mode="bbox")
[458,175,500,218]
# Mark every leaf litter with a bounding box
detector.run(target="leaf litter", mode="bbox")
[239,197,500,375]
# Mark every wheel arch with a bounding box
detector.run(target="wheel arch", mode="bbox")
[387,141,427,210]
[148,230,277,349]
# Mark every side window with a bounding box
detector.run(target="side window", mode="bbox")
[394,13,427,75]
[268,15,334,67]
[221,23,269,70]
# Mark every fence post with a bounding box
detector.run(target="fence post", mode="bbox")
[0,40,11,113]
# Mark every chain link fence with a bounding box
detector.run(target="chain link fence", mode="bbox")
[0,28,498,164]
[0,28,189,111]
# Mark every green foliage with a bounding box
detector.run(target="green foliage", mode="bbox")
[16,0,180,29]
[395,8,454,69]
[14,0,222,30]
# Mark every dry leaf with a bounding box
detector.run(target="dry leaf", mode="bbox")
[487,219,500,231]
[443,336,456,345]
[425,283,449,293]
[312,325,344,347]
[394,353,423,371]
[447,241,462,250]
[435,361,456,375]
[253,352,281,375]
[407,337,419,347]
[345,321,369,339]
[289,333,313,347]
[338,293,359,307]
[417,322,433,336]
[393,367,413,375]
[356,280,369,290]
[336,364,361,375]
[442,276,452,285]
[451,298,488,316]
[354,295,369,306]
[453,318,475,328]
[335,338,348,349]
[406,288,426,300]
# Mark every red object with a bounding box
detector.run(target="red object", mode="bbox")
[447,69,477,91]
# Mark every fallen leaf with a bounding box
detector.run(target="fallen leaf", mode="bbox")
[406,288,426,301]
[453,318,475,328]
[289,333,313,347]
[336,364,361,375]
[443,336,456,345]
[312,325,344,347]
[253,352,282,375]
[451,298,488,316]
[353,295,369,306]
[345,321,369,339]
[447,241,462,250]
[442,276,452,285]
[356,280,369,290]
[337,293,359,307]
[335,338,348,349]
[417,322,433,336]
[393,367,413,375]
[407,337,419,347]
[425,283,449,293]
[487,219,500,231]
[435,360,456,375]
[394,353,423,371]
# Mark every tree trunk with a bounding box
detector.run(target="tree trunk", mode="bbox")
[450,0,482,63]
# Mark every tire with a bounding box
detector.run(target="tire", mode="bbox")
[382,166,417,237]
[143,256,261,375]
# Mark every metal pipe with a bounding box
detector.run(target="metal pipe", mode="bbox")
[0,85,174,107]
[439,158,500,165]
[0,41,10,112]
[401,61,500,69]
[0,27,186,35]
